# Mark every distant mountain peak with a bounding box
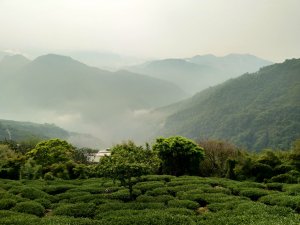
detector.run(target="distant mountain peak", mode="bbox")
[1,54,29,61]
[33,54,86,67]
[0,54,31,68]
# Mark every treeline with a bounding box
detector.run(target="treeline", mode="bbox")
[0,137,299,187]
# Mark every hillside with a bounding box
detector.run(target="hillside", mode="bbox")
[0,119,102,148]
[158,59,300,150]
[128,54,272,94]
[0,54,187,143]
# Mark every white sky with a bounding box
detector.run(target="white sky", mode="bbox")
[0,0,299,62]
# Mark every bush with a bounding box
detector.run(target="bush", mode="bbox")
[164,207,195,216]
[259,194,300,212]
[0,198,17,209]
[96,212,195,225]
[146,187,172,196]
[52,203,97,218]
[96,202,165,213]
[43,184,76,194]
[266,183,283,191]
[239,188,270,201]
[274,164,295,174]
[0,210,40,225]
[9,186,50,200]
[283,184,300,195]
[12,201,45,217]
[34,198,52,208]
[168,199,199,210]
[140,175,174,182]
[269,174,298,184]
[109,189,141,201]
[134,181,165,193]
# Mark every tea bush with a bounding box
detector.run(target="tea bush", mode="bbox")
[52,203,97,218]
[239,188,270,201]
[167,199,199,210]
[0,199,17,210]
[12,201,45,217]
[8,186,50,200]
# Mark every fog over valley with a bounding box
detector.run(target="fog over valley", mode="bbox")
[0,0,299,149]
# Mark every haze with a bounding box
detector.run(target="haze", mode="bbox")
[1,0,300,62]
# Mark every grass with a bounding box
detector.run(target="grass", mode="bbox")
[0,176,299,224]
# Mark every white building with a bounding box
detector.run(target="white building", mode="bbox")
[89,149,111,162]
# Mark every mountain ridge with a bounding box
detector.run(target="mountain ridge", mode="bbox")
[157,58,300,150]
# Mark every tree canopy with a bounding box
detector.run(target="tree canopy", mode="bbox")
[26,139,75,166]
[153,136,204,176]
[98,141,160,199]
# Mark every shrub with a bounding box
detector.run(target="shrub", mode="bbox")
[140,175,174,182]
[0,198,17,209]
[34,198,52,208]
[168,199,199,210]
[43,184,76,194]
[274,164,295,174]
[9,186,50,200]
[52,203,97,218]
[105,189,141,201]
[0,210,40,225]
[177,193,208,206]
[266,183,283,191]
[239,188,270,201]
[164,207,195,216]
[12,201,45,217]
[283,184,300,195]
[146,187,172,196]
[259,194,300,212]
[96,202,165,213]
[41,216,101,225]
[96,212,195,225]
[269,174,298,184]
[134,181,165,193]
[44,172,55,180]
[55,191,90,202]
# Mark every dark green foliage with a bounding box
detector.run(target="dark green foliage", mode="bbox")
[239,188,270,201]
[266,183,283,191]
[9,186,49,200]
[34,198,52,209]
[26,139,75,167]
[283,184,300,195]
[96,212,195,225]
[153,136,204,176]
[269,173,298,184]
[42,184,77,195]
[52,203,97,218]
[0,210,40,225]
[0,199,17,210]
[12,201,45,217]
[1,176,300,224]
[259,194,300,212]
[98,141,160,200]
[168,199,199,209]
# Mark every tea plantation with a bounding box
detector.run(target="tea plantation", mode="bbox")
[0,176,299,225]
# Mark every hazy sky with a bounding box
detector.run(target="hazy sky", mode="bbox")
[0,0,299,62]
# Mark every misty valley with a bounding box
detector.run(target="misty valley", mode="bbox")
[0,51,299,225]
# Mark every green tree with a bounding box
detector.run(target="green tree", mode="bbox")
[26,139,75,166]
[20,158,42,180]
[290,139,300,170]
[98,141,160,200]
[153,136,204,176]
